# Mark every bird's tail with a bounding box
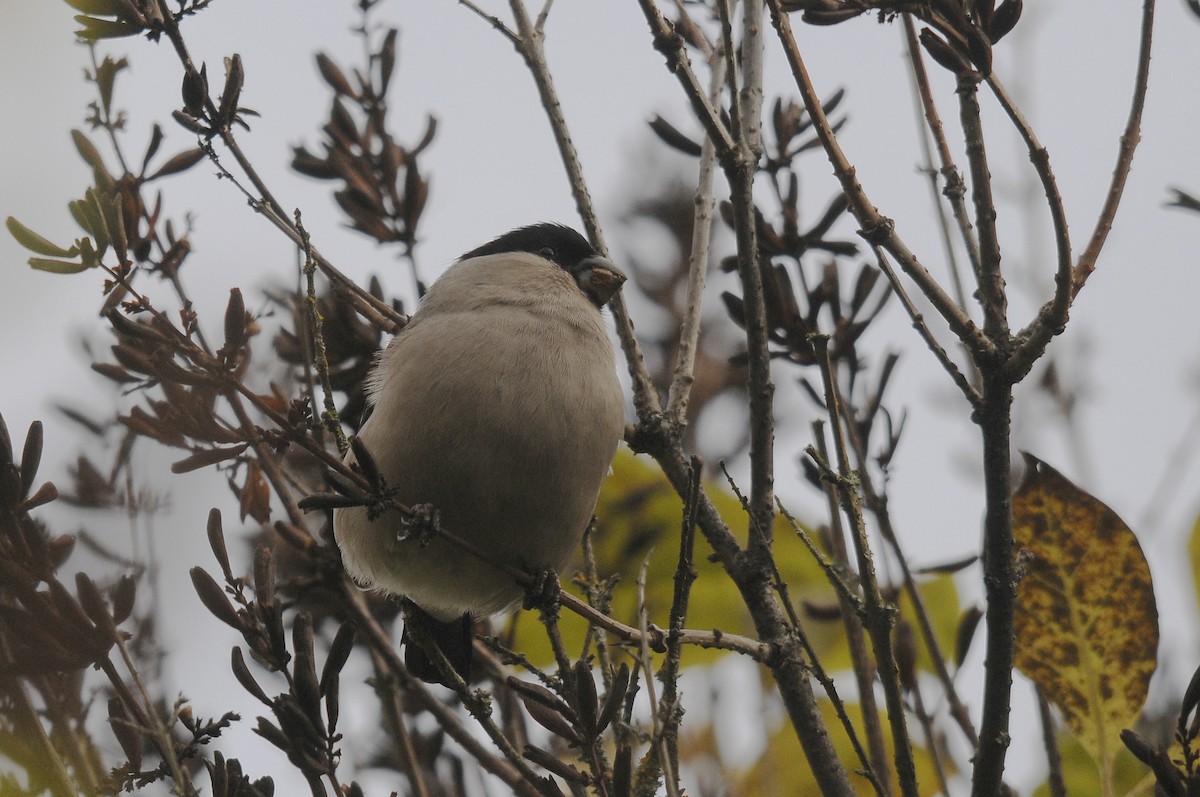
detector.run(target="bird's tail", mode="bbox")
[402,603,474,686]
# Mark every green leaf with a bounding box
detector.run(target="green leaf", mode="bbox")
[28,257,90,275]
[93,55,129,118]
[71,130,106,172]
[74,15,142,42]
[64,0,129,14]
[6,217,79,258]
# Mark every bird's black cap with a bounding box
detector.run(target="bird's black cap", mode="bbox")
[460,223,600,274]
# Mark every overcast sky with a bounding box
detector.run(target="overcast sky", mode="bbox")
[3,1,1200,792]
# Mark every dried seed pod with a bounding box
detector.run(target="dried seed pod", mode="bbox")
[292,613,323,725]
[596,662,630,735]
[218,54,244,128]
[989,0,1022,41]
[321,622,357,696]
[231,646,273,706]
[919,28,973,75]
[223,287,247,356]
[147,147,206,181]
[191,566,245,632]
[573,659,599,737]
[108,697,143,769]
[181,64,209,117]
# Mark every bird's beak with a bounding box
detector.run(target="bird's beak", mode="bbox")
[575,256,627,307]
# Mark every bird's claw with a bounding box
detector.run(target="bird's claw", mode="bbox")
[398,503,440,546]
[522,569,561,611]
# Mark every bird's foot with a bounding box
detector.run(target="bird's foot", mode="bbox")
[522,569,561,612]
[398,503,440,546]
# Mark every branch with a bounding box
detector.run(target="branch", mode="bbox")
[812,338,920,797]
[900,15,980,307]
[666,45,726,430]
[985,71,1072,382]
[955,74,1007,338]
[152,0,402,330]
[763,0,996,363]
[1071,0,1157,297]
[873,246,981,409]
[717,0,776,551]
[505,0,663,421]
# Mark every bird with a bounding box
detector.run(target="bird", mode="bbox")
[333,223,627,685]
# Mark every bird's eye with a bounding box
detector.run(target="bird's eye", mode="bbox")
[537,246,556,259]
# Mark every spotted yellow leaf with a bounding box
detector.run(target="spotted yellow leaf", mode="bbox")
[1012,454,1158,786]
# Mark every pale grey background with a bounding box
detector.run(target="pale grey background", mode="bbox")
[2,1,1198,792]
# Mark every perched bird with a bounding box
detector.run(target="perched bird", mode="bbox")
[333,223,627,684]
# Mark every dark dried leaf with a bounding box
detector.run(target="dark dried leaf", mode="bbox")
[378,29,398,95]
[648,115,703,157]
[171,444,249,474]
[111,574,137,625]
[207,509,235,582]
[108,697,143,768]
[955,605,984,668]
[76,572,116,637]
[147,147,206,181]
[315,53,356,97]
[523,745,589,784]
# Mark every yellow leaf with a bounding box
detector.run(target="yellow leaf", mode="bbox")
[1030,728,1153,797]
[1012,454,1158,785]
[738,699,951,797]
[1187,515,1200,618]
[510,448,840,667]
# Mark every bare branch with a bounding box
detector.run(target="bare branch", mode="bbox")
[1072,0,1157,296]
[764,0,996,363]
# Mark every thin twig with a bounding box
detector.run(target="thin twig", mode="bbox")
[505,0,662,421]
[841,411,981,749]
[636,556,681,797]
[812,336,920,797]
[366,647,431,797]
[1071,0,1156,297]
[295,212,349,455]
[873,246,982,408]
[811,423,893,797]
[900,15,982,288]
[666,48,726,429]
[1037,687,1067,797]
[341,583,544,797]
